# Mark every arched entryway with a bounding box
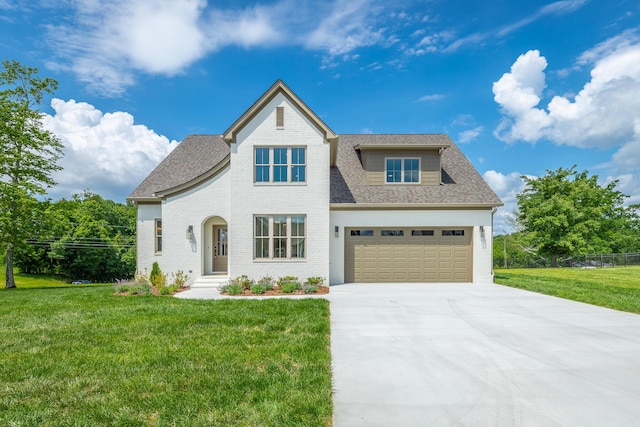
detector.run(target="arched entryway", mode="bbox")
[202,216,228,275]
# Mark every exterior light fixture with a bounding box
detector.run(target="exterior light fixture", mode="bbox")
[479,225,485,237]
[186,225,193,240]
[335,226,339,237]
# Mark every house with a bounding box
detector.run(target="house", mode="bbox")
[128,80,502,286]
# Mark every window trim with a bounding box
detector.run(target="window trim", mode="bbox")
[254,215,306,260]
[254,146,307,184]
[154,219,162,253]
[385,157,421,184]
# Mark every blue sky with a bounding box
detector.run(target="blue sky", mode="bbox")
[1,0,639,231]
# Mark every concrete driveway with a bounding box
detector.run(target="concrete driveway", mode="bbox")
[329,283,640,427]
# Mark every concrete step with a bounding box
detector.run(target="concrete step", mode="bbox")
[190,275,229,288]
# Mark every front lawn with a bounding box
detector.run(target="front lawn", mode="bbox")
[0,285,332,426]
[495,266,640,314]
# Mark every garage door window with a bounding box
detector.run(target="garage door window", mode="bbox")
[411,229,435,236]
[442,229,465,236]
[350,229,374,236]
[381,229,404,236]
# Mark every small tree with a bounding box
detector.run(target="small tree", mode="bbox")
[517,166,629,267]
[0,60,63,288]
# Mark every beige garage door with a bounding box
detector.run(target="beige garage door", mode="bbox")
[345,227,472,283]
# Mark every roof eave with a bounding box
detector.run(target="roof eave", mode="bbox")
[330,202,504,210]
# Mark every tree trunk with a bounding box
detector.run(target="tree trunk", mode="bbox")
[5,243,16,288]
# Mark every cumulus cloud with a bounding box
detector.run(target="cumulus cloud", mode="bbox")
[42,99,178,201]
[493,33,640,170]
[483,170,529,232]
[458,126,483,143]
[43,0,398,95]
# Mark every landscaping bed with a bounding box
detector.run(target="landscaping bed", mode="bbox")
[220,275,329,296]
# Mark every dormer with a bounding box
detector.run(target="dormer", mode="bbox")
[354,135,452,186]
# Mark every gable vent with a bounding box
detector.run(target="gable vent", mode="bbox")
[276,106,284,128]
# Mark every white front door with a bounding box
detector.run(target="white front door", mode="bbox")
[212,226,228,272]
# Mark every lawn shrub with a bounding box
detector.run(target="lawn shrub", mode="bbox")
[280,281,302,293]
[258,276,275,290]
[114,274,152,296]
[149,262,163,287]
[302,284,318,294]
[250,284,266,294]
[305,277,325,286]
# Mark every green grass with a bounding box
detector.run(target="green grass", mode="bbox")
[0,283,332,426]
[495,266,640,314]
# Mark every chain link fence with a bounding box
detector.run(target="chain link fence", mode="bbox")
[496,253,640,269]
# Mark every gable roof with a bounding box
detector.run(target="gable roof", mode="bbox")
[222,80,337,145]
[127,134,229,201]
[331,134,503,208]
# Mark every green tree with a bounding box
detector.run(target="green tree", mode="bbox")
[0,60,63,288]
[517,166,631,267]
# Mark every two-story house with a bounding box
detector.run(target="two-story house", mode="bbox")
[128,80,502,286]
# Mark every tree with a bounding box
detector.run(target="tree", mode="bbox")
[0,60,63,288]
[517,166,631,267]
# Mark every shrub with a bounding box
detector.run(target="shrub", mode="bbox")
[170,270,189,287]
[114,274,152,296]
[250,284,266,294]
[229,275,254,290]
[280,281,301,293]
[305,277,325,287]
[302,284,318,294]
[277,276,298,286]
[226,284,243,295]
[149,262,163,287]
[258,276,275,290]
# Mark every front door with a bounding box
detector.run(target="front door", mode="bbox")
[212,226,228,272]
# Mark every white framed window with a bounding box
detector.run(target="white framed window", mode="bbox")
[385,157,420,183]
[254,147,306,183]
[154,219,162,253]
[254,215,306,260]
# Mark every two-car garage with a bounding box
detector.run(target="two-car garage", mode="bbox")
[344,227,472,283]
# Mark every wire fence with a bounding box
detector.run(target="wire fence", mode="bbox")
[496,253,640,269]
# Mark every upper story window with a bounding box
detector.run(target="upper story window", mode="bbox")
[255,147,306,184]
[386,158,420,183]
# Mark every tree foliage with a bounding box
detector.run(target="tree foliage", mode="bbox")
[15,192,136,283]
[0,59,63,288]
[516,166,634,266]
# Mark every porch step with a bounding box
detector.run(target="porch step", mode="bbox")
[190,275,229,289]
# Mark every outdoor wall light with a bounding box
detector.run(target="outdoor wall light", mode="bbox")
[186,225,193,240]
[479,225,485,237]
[335,226,339,237]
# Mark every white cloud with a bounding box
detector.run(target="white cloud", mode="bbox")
[416,93,446,102]
[305,0,386,57]
[483,170,529,232]
[458,126,483,143]
[42,99,178,201]
[493,33,640,171]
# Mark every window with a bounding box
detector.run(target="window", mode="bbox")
[350,229,374,236]
[442,229,465,236]
[386,158,420,183]
[154,219,162,253]
[254,147,306,183]
[412,229,434,236]
[381,229,404,236]
[254,215,305,259]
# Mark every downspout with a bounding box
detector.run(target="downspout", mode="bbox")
[491,207,498,281]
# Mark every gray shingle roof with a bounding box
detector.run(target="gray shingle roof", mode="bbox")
[128,135,229,200]
[331,134,503,206]
[128,133,502,207]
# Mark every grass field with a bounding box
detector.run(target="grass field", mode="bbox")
[0,270,332,426]
[495,266,640,314]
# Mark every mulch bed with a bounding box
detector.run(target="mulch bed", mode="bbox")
[223,286,330,297]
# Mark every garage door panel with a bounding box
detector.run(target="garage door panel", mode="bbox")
[345,227,471,283]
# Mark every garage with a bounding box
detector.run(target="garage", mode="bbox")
[345,227,472,283]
